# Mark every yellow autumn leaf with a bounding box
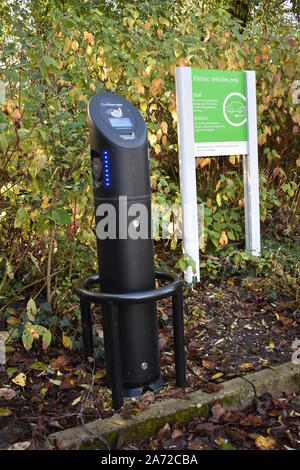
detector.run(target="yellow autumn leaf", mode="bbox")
[0,407,12,416]
[150,77,163,96]
[154,144,161,155]
[296,158,300,167]
[12,373,26,387]
[278,98,282,108]
[258,104,265,114]
[71,40,78,52]
[156,129,162,142]
[169,64,175,76]
[211,372,223,380]
[229,155,236,165]
[71,396,81,406]
[94,370,106,380]
[140,102,147,113]
[83,31,94,45]
[171,109,177,122]
[62,333,73,350]
[158,17,170,27]
[199,158,211,168]
[239,362,253,370]
[219,231,228,246]
[255,435,276,450]
[261,45,269,55]
[128,17,135,28]
[41,195,49,208]
[265,340,275,350]
[149,134,157,146]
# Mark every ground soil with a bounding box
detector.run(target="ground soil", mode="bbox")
[0,275,299,449]
[124,393,300,450]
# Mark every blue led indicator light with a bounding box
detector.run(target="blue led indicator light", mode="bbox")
[103,150,110,188]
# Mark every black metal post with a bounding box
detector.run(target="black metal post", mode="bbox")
[104,302,123,410]
[80,299,94,360]
[172,287,187,387]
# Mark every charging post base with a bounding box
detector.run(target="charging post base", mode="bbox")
[74,271,186,410]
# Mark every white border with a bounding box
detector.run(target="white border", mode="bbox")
[175,67,261,283]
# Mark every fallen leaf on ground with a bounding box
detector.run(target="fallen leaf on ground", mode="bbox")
[211,372,223,380]
[157,423,171,441]
[255,435,276,450]
[202,359,217,370]
[8,441,31,450]
[49,379,62,386]
[0,387,17,400]
[239,363,253,371]
[159,335,167,351]
[50,355,69,370]
[240,414,264,426]
[0,408,11,416]
[12,373,26,387]
[0,407,12,416]
[171,428,184,439]
[71,396,81,406]
[202,383,223,394]
[211,402,226,422]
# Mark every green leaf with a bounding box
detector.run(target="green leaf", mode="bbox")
[0,134,8,150]
[220,442,236,450]
[14,208,29,228]
[29,361,48,371]
[22,329,34,351]
[26,298,36,321]
[42,330,52,350]
[44,56,60,69]
[18,128,30,139]
[37,128,48,141]
[63,17,76,29]
[4,69,19,83]
[49,209,71,225]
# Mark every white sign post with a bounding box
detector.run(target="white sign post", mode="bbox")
[175,67,260,283]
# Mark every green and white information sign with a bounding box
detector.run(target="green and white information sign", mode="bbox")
[175,67,260,283]
[191,69,247,156]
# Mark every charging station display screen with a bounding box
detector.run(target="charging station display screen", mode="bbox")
[109,117,133,128]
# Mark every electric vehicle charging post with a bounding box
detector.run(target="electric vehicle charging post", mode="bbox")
[74,92,186,409]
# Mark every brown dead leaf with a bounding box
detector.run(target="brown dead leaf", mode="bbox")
[60,376,77,390]
[202,383,223,394]
[157,423,171,441]
[240,414,264,427]
[211,402,226,422]
[190,422,214,435]
[159,334,167,351]
[0,388,17,400]
[202,358,217,370]
[171,428,184,440]
[279,315,292,326]
[188,340,202,351]
[50,355,69,370]
[12,108,21,128]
